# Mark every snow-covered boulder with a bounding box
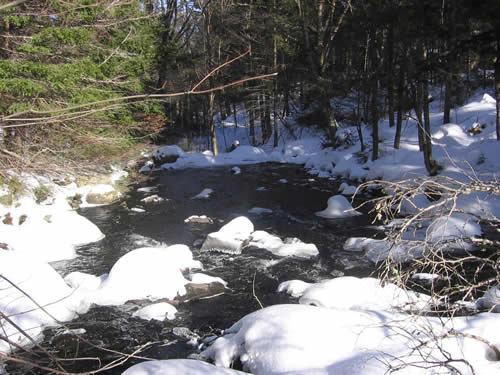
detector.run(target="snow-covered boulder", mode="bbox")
[1,201,104,262]
[91,245,202,306]
[338,182,357,195]
[152,145,185,166]
[122,359,249,375]
[132,302,178,321]
[278,276,431,311]
[315,195,361,218]
[248,230,318,258]
[201,216,254,254]
[202,304,500,375]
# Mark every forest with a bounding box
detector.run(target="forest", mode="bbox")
[1,0,499,175]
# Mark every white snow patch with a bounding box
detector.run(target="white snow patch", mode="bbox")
[132,302,178,321]
[91,245,202,306]
[278,276,431,311]
[316,195,362,218]
[248,230,318,258]
[0,252,91,354]
[122,359,249,375]
[192,188,214,199]
[201,216,254,254]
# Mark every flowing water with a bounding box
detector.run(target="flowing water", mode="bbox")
[7,163,380,374]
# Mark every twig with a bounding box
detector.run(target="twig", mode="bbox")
[252,271,264,309]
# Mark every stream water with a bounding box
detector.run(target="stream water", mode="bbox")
[8,163,380,374]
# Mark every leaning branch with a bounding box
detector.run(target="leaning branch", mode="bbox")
[1,49,276,129]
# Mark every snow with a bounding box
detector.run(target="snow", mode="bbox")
[132,302,178,321]
[192,188,214,199]
[315,195,362,218]
[248,230,319,258]
[0,252,91,354]
[91,245,202,306]
[248,207,273,215]
[201,216,254,254]
[476,286,500,312]
[1,196,104,262]
[338,182,357,195]
[122,359,249,375]
[202,304,500,375]
[190,273,228,287]
[277,276,431,311]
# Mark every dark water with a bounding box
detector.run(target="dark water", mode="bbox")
[8,163,379,374]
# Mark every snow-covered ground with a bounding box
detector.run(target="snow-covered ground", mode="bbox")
[1,91,499,374]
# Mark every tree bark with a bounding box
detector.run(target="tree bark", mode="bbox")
[209,92,218,155]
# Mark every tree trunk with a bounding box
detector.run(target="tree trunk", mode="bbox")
[394,53,405,149]
[248,102,256,145]
[423,77,437,175]
[209,92,218,156]
[233,102,238,128]
[386,25,395,128]
[370,81,379,161]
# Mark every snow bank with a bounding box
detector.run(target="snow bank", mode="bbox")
[122,359,249,375]
[0,252,91,354]
[1,196,104,262]
[315,195,362,218]
[202,304,500,375]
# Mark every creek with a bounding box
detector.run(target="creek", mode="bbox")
[8,163,379,374]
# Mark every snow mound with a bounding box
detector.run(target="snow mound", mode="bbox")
[202,304,500,375]
[1,203,104,262]
[0,252,91,354]
[343,237,424,263]
[91,245,202,305]
[201,216,254,254]
[132,302,178,321]
[315,195,361,218]
[338,182,357,195]
[278,276,431,311]
[122,359,249,375]
[248,230,319,258]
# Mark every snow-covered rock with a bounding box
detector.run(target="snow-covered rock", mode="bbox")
[132,302,178,321]
[91,245,202,306]
[201,216,254,254]
[315,195,362,218]
[248,230,319,258]
[202,304,500,375]
[338,182,357,195]
[122,359,249,375]
[192,188,214,199]
[278,276,431,311]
